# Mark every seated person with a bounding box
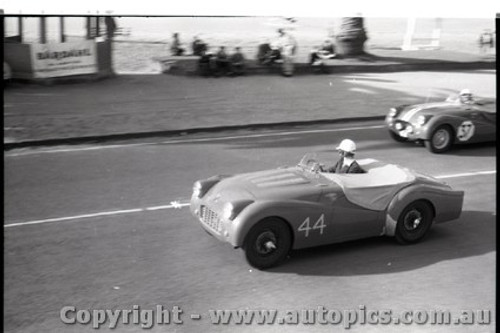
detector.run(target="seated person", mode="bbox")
[257,43,272,65]
[256,42,281,65]
[229,47,246,76]
[198,50,215,77]
[324,139,366,174]
[214,46,230,76]
[446,88,477,105]
[192,36,208,56]
[310,39,336,66]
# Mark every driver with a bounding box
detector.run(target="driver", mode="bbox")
[447,88,476,105]
[325,139,366,174]
[458,89,475,104]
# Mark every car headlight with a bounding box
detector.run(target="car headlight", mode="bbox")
[388,107,398,118]
[416,115,432,127]
[192,176,228,199]
[192,182,202,198]
[222,202,234,220]
[221,200,254,221]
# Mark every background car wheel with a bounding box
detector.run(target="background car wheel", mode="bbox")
[243,218,292,269]
[395,200,434,245]
[425,125,453,153]
[388,130,408,142]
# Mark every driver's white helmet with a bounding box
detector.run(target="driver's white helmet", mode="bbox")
[336,139,356,153]
[460,88,472,96]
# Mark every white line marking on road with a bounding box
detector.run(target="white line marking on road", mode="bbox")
[5,168,496,229]
[5,125,385,156]
[4,208,145,228]
[146,202,190,210]
[4,201,194,228]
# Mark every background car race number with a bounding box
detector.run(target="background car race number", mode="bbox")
[298,214,326,237]
[456,120,475,141]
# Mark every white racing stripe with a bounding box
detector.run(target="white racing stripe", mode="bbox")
[435,170,496,179]
[5,125,385,156]
[3,170,495,229]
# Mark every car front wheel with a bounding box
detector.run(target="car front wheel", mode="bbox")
[395,201,434,244]
[243,218,292,269]
[425,125,453,153]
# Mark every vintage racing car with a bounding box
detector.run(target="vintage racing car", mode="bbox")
[386,97,496,153]
[190,154,464,269]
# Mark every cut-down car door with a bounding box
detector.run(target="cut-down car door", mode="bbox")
[320,187,384,244]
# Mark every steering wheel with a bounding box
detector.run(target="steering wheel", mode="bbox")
[310,162,323,173]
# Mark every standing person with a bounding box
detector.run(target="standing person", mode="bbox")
[325,139,365,174]
[276,28,297,76]
[170,33,185,56]
[229,47,246,76]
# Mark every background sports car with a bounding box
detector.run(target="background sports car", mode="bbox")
[190,154,464,269]
[385,97,496,153]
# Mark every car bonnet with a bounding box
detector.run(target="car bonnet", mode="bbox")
[224,167,327,201]
[398,102,456,122]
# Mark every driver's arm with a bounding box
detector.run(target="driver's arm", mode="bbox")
[325,161,340,173]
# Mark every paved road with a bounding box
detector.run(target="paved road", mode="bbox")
[4,121,496,333]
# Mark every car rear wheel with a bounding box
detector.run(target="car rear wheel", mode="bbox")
[395,201,434,244]
[243,218,292,269]
[425,125,453,153]
[388,130,408,142]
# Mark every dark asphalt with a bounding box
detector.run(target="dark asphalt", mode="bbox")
[4,121,496,333]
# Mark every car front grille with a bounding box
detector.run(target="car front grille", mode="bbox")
[200,205,221,233]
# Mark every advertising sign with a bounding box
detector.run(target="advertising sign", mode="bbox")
[31,41,98,78]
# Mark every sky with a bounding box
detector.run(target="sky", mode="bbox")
[1,0,499,18]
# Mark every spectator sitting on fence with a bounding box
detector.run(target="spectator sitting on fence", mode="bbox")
[198,49,215,77]
[257,41,272,65]
[310,39,337,66]
[257,40,282,65]
[170,33,185,56]
[257,39,281,65]
[229,47,246,76]
[192,35,208,56]
[213,46,231,76]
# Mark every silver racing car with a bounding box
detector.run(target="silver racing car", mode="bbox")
[190,153,464,269]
